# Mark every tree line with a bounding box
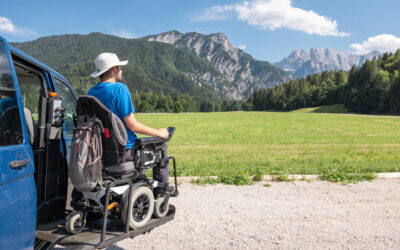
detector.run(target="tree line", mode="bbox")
[130,92,248,113]
[248,50,400,115]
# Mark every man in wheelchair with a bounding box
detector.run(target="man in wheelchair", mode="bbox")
[66,53,178,235]
[89,52,171,187]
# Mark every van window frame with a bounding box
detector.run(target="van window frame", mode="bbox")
[13,60,48,148]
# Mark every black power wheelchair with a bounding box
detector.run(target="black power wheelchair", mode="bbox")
[65,95,179,243]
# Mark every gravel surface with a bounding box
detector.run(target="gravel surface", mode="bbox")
[112,180,400,249]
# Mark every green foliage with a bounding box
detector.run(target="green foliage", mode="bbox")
[344,54,400,114]
[272,174,292,182]
[192,174,254,186]
[252,167,264,182]
[250,70,348,112]
[320,168,376,184]
[263,183,272,187]
[217,174,254,185]
[173,101,183,113]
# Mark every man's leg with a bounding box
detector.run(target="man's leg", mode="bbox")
[153,143,169,184]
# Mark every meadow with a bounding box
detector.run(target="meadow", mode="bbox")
[136,109,400,180]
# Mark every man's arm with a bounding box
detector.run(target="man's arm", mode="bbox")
[123,113,169,139]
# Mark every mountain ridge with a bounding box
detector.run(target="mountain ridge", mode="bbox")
[275,47,382,79]
[147,30,290,99]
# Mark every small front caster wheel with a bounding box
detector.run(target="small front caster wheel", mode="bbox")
[65,211,86,234]
[153,196,169,218]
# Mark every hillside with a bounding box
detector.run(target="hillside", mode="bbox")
[11,32,228,101]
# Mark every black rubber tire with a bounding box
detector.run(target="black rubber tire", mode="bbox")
[153,196,169,218]
[65,211,86,234]
[121,186,154,229]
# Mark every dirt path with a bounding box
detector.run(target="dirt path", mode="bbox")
[113,179,400,249]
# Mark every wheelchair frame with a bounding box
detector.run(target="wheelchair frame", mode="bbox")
[35,157,178,249]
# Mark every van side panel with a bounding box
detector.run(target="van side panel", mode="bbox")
[0,163,36,249]
[0,36,36,250]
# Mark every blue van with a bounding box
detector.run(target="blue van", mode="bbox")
[0,36,177,249]
[0,35,77,249]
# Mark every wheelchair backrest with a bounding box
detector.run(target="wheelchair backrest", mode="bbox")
[75,95,127,166]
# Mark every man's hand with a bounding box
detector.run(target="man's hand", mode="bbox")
[158,128,169,139]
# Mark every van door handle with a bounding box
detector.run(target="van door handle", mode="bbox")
[9,159,29,169]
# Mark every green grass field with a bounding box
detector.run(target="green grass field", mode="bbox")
[136,110,400,179]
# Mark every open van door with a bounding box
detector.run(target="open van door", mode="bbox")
[0,37,36,249]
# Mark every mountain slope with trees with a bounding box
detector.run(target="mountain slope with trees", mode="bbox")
[11,32,227,102]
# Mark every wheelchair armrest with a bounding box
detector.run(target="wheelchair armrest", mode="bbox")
[136,127,176,146]
[136,137,164,146]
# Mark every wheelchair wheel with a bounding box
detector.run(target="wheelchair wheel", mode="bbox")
[153,196,169,218]
[65,211,86,234]
[122,186,154,229]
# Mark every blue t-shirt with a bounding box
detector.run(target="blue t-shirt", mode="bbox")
[88,82,137,149]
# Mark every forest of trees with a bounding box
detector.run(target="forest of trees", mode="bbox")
[249,50,400,115]
[130,92,247,113]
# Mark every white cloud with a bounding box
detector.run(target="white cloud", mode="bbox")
[105,25,136,39]
[192,6,234,21]
[0,17,37,37]
[110,29,136,39]
[238,44,247,50]
[195,0,349,37]
[350,34,400,54]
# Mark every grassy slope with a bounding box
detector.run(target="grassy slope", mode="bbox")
[291,104,349,114]
[136,111,400,176]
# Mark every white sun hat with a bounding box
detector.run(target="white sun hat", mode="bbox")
[90,53,128,78]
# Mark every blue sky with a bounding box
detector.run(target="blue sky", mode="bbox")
[1,0,400,62]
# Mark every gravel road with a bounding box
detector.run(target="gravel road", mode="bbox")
[113,179,400,249]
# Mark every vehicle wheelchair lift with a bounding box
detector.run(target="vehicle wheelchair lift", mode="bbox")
[35,159,179,250]
[35,206,175,249]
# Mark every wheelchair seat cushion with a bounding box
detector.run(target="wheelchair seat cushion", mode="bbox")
[103,161,136,176]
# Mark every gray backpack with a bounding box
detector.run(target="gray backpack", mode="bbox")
[69,115,103,192]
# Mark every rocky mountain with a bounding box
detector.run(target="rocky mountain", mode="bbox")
[275,48,381,79]
[147,30,289,100]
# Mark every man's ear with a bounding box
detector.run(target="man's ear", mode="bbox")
[112,66,118,75]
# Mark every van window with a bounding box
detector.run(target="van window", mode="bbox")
[15,64,43,125]
[0,40,23,146]
[53,78,76,137]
